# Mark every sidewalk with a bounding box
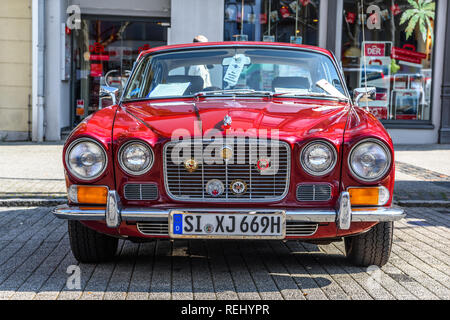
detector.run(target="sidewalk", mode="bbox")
[0,143,66,204]
[394,145,450,206]
[0,142,449,206]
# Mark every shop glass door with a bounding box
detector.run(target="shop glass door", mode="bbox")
[341,0,436,122]
[224,0,320,45]
[71,17,168,126]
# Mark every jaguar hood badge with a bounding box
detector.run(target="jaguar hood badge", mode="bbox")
[223,114,232,128]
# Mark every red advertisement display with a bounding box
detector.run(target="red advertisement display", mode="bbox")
[90,63,103,77]
[364,43,386,57]
[359,42,393,120]
[391,44,427,64]
[346,12,356,24]
[280,6,290,18]
[89,55,109,61]
[76,99,84,116]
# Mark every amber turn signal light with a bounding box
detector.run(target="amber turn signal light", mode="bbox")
[348,186,389,206]
[68,185,108,204]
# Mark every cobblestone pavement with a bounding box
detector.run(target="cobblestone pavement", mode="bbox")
[394,145,450,202]
[0,206,448,300]
[394,162,450,201]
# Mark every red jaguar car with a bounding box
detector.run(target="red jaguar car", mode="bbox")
[54,42,405,266]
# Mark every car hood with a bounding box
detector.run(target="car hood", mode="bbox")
[120,98,351,142]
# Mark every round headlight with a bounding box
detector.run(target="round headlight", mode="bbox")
[119,141,154,175]
[300,141,337,176]
[66,139,107,181]
[349,139,391,182]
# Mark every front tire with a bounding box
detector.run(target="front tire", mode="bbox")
[68,221,119,263]
[344,222,393,267]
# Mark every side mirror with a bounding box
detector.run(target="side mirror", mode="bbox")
[353,87,376,106]
[99,86,119,105]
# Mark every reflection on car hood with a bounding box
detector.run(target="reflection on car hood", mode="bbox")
[120,98,351,142]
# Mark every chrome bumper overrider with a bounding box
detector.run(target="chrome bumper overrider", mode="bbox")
[53,191,405,230]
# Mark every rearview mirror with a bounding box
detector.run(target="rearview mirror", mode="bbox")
[353,87,376,106]
[222,54,251,66]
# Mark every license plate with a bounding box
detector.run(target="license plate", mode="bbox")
[169,211,286,239]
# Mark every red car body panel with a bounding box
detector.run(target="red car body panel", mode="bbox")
[63,42,396,241]
[136,41,334,61]
[112,98,350,210]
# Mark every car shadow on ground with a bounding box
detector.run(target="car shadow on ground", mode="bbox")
[97,238,361,290]
[0,206,429,298]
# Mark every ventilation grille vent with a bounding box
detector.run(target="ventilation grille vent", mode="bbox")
[124,184,158,201]
[296,184,332,202]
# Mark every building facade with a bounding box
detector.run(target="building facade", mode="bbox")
[0,0,32,141]
[4,0,448,144]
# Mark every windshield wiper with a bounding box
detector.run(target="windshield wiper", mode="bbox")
[273,92,349,102]
[194,89,349,102]
[195,89,273,98]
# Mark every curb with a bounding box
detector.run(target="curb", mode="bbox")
[394,200,450,208]
[0,198,66,207]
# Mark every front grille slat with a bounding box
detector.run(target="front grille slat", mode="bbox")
[136,220,317,236]
[286,222,318,236]
[164,139,290,202]
[137,221,168,235]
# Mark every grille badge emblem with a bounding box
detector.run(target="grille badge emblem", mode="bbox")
[184,158,199,173]
[223,114,232,128]
[256,158,271,172]
[230,179,247,195]
[206,179,224,197]
[221,146,233,160]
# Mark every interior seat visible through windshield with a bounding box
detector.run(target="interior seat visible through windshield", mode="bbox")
[123,47,348,100]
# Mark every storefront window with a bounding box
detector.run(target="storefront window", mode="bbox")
[341,0,436,122]
[224,0,320,45]
[71,17,168,125]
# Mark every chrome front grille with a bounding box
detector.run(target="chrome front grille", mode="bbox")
[136,220,317,236]
[124,184,158,201]
[137,221,168,235]
[163,139,290,202]
[296,184,332,202]
[286,222,318,236]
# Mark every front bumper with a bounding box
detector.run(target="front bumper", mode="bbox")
[53,191,405,230]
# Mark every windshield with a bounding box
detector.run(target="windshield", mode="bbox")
[123,48,347,100]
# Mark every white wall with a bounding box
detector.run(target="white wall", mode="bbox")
[44,0,70,141]
[0,0,32,141]
[169,0,224,45]
[318,0,328,49]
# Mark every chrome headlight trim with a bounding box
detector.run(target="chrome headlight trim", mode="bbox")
[300,140,338,176]
[65,138,108,181]
[118,140,154,176]
[348,138,392,183]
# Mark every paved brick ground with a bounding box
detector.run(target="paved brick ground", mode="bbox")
[0,206,448,300]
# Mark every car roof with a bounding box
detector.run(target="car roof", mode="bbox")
[137,41,334,61]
